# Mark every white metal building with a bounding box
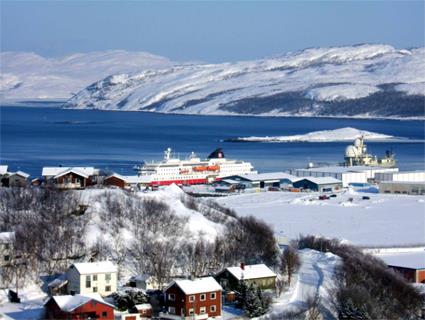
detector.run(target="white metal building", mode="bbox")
[375,171,425,183]
[379,181,425,195]
[289,166,398,187]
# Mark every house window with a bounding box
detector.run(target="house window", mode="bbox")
[210,305,216,313]
[168,293,175,301]
[93,274,97,281]
[93,287,97,292]
[200,293,206,301]
[4,255,9,262]
[189,308,194,315]
[105,273,111,281]
[168,307,176,314]
[189,295,195,302]
[200,307,206,314]
[102,311,107,318]
[210,292,216,300]
[85,275,91,288]
[105,285,111,292]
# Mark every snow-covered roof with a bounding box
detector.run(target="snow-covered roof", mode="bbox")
[170,277,222,295]
[9,171,30,179]
[54,168,90,179]
[296,177,342,185]
[380,181,425,185]
[229,172,300,182]
[134,303,152,310]
[0,165,8,175]
[296,166,396,174]
[42,167,96,177]
[225,264,276,280]
[106,173,147,184]
[0,231,15,243]
[376,251,425,270]
[48,293,114,312]
[70,261,117,275]
[221,179,243,185]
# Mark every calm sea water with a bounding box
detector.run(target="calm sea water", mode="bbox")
[1,106,424,177]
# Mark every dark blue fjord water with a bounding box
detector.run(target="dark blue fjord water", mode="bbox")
[0,106,424,178]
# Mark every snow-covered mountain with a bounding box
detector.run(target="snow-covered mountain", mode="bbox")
[0,50,173,100]
[64,44,425,118]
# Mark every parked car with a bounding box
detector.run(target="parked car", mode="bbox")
[362,196,370,200]
[319,195,329,200]
[329,194,337,198]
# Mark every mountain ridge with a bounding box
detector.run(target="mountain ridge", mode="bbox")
[64,44,425,119]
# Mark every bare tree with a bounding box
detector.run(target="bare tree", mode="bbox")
[280,246,301,286]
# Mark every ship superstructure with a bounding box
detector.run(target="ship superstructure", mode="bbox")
[344,136,396,167]
[136,148,257,186]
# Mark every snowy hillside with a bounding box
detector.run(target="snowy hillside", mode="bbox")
[65,44,425,118]
[0,50,173,100]
[227,127,396,143]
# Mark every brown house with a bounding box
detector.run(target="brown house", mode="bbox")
[0,171,30,187]
[44,293,115,320]
[215,263,277,291]
[104,173,147,189]
[161,277,222,320]
[42,167,99,189]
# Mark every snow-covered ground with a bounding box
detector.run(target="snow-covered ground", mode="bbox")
[216,189,425,247]
[0,285,46,320]
[264,249,340,319]
[230,127,402,143]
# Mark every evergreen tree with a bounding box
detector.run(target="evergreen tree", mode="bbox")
[244,284,263,317]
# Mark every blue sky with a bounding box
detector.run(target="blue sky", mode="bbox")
[1,1,424,62]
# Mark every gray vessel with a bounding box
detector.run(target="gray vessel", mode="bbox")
[344,136,396,167]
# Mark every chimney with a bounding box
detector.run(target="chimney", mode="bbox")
[240,263,245,270]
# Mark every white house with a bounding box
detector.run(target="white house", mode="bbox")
[0,231,15,266]
[66,261,117,296]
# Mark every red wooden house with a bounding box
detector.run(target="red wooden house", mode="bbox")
[161,277,222,320]
[44,293,115,320]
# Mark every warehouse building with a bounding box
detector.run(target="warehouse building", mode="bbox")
[376,251,425,283]
[375,170,425,183]
[292,177,343,192]
[221,172,300,189]
[289,166,398,187]
[379,181,425,195]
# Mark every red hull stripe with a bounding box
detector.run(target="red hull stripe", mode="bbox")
[150,178,210,186]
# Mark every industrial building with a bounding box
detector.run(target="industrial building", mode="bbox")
[375,170,425,183]
[292,177,343,192]
[289,166,398,187]
[221,172,300,189]
[379,181,425,195]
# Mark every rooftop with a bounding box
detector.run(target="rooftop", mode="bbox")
[171,277,222,295]
[296,177,342,185]
[380,180,425,185]
[42,167,96,177]
[225,264,276,280]
[69,261,117,275]
[49,293,114,312]
[229,172,300,182]
[295,166,398,174]
[376,251,425,270]
[0,231,15,243]
[107,173,149,184]
[0,165,8,175]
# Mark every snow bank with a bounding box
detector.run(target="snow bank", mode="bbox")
[231,127,395,143]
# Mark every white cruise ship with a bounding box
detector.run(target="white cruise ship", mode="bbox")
[135,148,257,186]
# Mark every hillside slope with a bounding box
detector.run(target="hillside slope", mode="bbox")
[65,44,425,118]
